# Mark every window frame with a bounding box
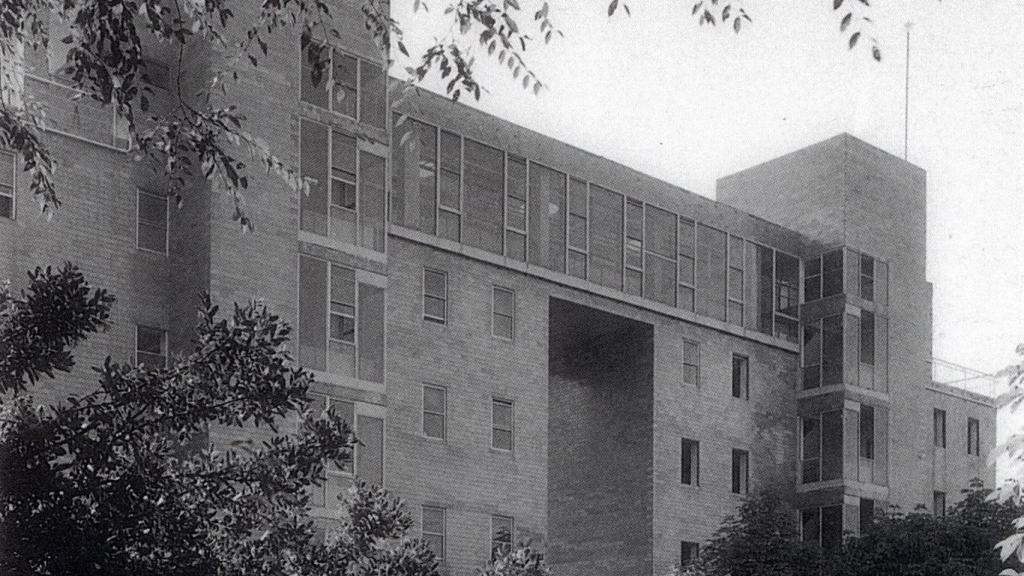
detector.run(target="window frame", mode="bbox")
[859,405,875,460]
[136,188,169,255]
[681,438,700,486]
[299,41,385,126]
[934,408,947,449]
[801,416,821,484]
[731,448,750,495]
[421,505,446,561]
[967,417,980,456]
[504,154,529,261]
[731,354,750,400]
[677,216,697,312]
[491,286,516,341]
[423,268,448,325]
[933,491,946,517]
[680,541,700,567]
[624,197,645,297]
[566,177,589,279]
[860,252,875,301]
[727,234,745,326]
[490,514,515,560]
[491,398,514,452]
[682,339,700,387]
[437,130,463,242]
[421,384,447,440]
[135,324,167,368]
[0,149,14,220]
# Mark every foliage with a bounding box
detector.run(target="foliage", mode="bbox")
[676,491,826,576]
[838,480,1021,576]
[990,345,1024,575]
[478,541,551,576]
[0,264,439,576]
[0,0,887,227]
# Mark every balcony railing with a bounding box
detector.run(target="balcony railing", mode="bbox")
[930,358,998,398]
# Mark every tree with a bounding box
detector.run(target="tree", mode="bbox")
[478,541,551,576]
[0,264,439,576]
[839,481,1021,576]
[990,346,1024,575]
[0,0,885,228]
[676,491,826,576]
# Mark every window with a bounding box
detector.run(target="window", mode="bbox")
[680,541,699,567]
[727,235,744,325]
[299,41,386,128]
[0,150,13,219]
[801,506,842,549]
[859,405,875,460]
[528,162,567,273]
[696,224,727,322]
[681,438,699,486]
[933,491,946,517]
[860,253,875,301]
[137,189,168,254]
[644,204,677,306]
[822,249,843,297]
[422,506,446,560]
[731,355,749,400]
[423,268,448,324]
[438,130,462,242]
[801,417,821,483]
[422,385,446,440]
[505,156,528,261]
[802,411,843,483]
[821,315,843,386]
[298,256,385,382]
[860,310,875,366]
[135,325,167,367]
[305,395,384,507]
[731,449,749,494]
[802,323,821,390]
[967,417,980,456]
[492,286,515,340]
[804,256,822,302]
[567,178,588,279]
[624,198,644,296]
[682,339,700,386]
[299,121,386,251]
[934,408,947,448]
[677,217,696,311]
[492,399,514,451]
[391,116,438,234]
[859,498,875,534]
[589,185,624,290]
[463,138,504,253]
[491,515,514,559]
[774,252,800,343]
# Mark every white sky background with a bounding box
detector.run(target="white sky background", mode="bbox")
[390,0,1024,377]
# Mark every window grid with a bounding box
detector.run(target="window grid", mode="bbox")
[0,150,14,219]
[492,286,515,341]
[491,399,514,452]
[437,130,462,242]
[299,42,385,127]
[681,438,699,486]
[136,188,169,254]
[682,339,700,387]
[421,506,446,560]
[135,325,167,368]
[423,268,448,324]
[422,385,446,440]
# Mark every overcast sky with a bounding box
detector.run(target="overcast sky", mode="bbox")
[391,0,1024,377]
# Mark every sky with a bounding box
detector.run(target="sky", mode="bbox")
[390,0,1024,378]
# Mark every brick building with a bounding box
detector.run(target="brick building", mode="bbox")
[0,4,996,576]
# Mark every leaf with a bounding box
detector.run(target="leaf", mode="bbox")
[608,0,618,16]
[841,13,852,32]
[733,17,741,33]
[849,31,861,49]
[833,0,843,9]
[872,46,881,61]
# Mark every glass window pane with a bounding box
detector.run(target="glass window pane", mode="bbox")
[137,326,164,355]
[332,130,357,175]
[528,163,566,272]
[356,415,384,485]
[332,52,358,117]
[138,223,166,253]
[359,61,387,128]
[678,286,694,312]
[300,120,329,235]
[424,386,446,413]
[424,296,445,321]
[679,255,694,285]
[299,256,328,371]
[494,288,514,316]
[492,428,512,451]
[358,151,387,252]
[358,283,385,383]
[569,178,587,216]
[588,185,623,290]
[507,197,527,231]
[463,139,504,254]
[330,265,355,304]
[678,217,695,258]
[440,170,460,209]
[424,412,445,439]
[424,269,446,297]
[568,250,587,279]
[644,254,676,306]
[645,205,676,259]
[625,268,642,296]
[417,122,438,234]
[696,225,727,321]
[506,231,526,261]
[493,315,513,340]
[327,340,356,376]
[493,401,512,429]
[438,210,460,242]
[300,42,329,108]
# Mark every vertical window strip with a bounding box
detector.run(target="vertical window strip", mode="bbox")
[491,399,514,451]
[0,150,13,219]
[423,268,448,324]
[492,286,515,340]
[136,188,168,254]
[422,385,446,439]
[682,339,700,387]
[437,130,462,242]
[421,506,446,560]
[727,235,745,326]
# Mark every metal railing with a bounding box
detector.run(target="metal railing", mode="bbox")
[929,357,999,398]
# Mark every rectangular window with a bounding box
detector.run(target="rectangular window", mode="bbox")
[624,198,644,296]
[933,491,946,517]
[804,256,822,302]
[681,438,700,486]
[644,204,677,306]
[136,189,168,254]
[298,256,384,381]
[727,235,744,325]
[860,253,875,301]
[0,150,13,219]
[491,515,514,559]
[529,162,567,273]
[934,408,947,448]
[696,224,727,322]
[307,394,356,507]
[860,310,875,366]
[300,42,386,127]
[801,417,821,484]
[731,449,749,494]
[463,139,504,254]
[492,286,515,340]
[391,115,437,234]
[859,405,875,460]
[492,399,513,451]
[589,185,624,291]
[775,252,800,318]
[682,339,700,386]
[505,155,528,261]
[438,130,462,242]
[821,315,843,386]
[802,506,842,549]
[822,249,844,297]
[678,217,696,312]
[422,385,446,440]
[821,410,843,481]
[135,325,167,367]
[968,417,980,456]
[421,506,446,560]
[680,541,699,567]
[731,354,749,400]
[423,268,448,324]
[802,322,822,390]
[859,498,874,534]
[567,178,588,279]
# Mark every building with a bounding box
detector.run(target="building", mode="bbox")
[0,4,997,576]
